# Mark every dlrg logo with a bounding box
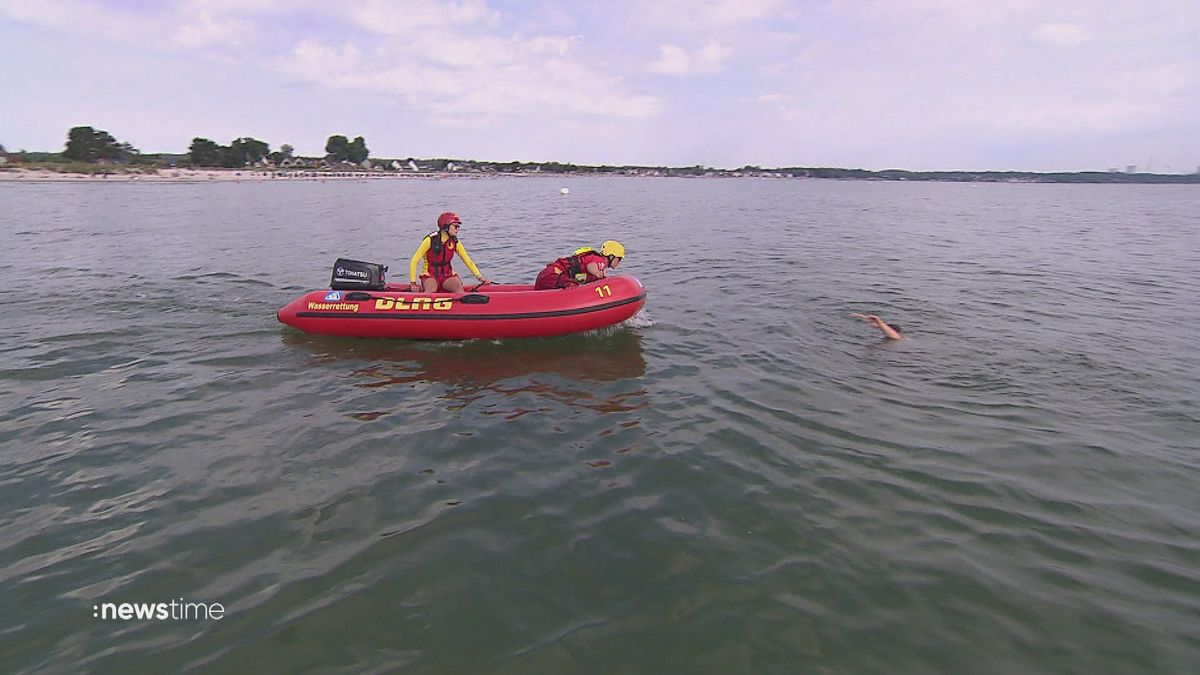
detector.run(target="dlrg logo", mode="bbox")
[374,297,453,311]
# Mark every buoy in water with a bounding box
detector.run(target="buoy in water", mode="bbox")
[560,187,570,195]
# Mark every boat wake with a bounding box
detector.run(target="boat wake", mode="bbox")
[624,310,655,329]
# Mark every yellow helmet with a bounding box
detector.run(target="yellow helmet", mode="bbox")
[600,240,625,258]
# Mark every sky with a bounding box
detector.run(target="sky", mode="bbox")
[2,0,1199,172]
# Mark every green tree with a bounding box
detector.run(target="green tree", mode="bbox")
[116,142,139,163]
[325,135,350,161]
[63,126,126,162]
[230,137,269,166]
[219,145,242,168]
[326,134,369,162]
[189,136,271,167]
[63,126,94,161]
[189,138,222,166]
[268,143,294,165]
[348,136,369,163]
[198,137,268,168]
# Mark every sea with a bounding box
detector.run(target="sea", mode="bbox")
[1,176,1198,674]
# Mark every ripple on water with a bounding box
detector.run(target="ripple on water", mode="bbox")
[2,179,1199,673]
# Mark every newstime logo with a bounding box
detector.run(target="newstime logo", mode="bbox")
[93,599,225,621]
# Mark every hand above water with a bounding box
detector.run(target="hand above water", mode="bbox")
[850,313,903,340]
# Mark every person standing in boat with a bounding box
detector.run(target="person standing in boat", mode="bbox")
[533,240,625,290]
[408,212,490,292]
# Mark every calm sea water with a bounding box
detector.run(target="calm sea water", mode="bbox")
[1,177,1198,674]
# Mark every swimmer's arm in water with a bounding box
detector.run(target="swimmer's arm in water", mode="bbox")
[850,313,903,340]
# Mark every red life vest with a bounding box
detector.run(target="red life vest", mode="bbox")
[425,231,457,276]
[549,249,607,286]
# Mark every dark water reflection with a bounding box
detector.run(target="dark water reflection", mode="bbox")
[280,329,649,427]
[283,329,645,384]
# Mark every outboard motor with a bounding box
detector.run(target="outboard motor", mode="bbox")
[330,258,387,290]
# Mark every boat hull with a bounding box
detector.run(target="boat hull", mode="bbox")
[277,276,646,340]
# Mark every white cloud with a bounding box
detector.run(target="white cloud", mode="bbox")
[349,0,499,34]
[753,93,790,104]
[523,36,575,57]
[651,45,691,76]
[651,40,732,76]
[290,40,364,76]
[2,0,162,45]
[4,0,1198,169]
[280,36,661,121]
[699,41,733,65]
[170,7,255,48]
[266,1,660,120]
[2,0,661,122]
[745,2,1200,150]
[0,0,275,50]
[1032,22,1087,46]
[635,0,789,32]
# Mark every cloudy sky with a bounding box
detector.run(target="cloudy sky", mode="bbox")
[3,0,1198,172]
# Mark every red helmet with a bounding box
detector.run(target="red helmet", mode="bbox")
[437,212,461,229]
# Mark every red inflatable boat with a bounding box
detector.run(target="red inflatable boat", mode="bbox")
[277,275,647,340]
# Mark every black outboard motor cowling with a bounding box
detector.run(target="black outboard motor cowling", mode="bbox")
[331,258,387,290]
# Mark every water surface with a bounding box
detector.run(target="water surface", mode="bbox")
[1,177,1198,673]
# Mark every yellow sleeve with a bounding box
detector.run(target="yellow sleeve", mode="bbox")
[409,236,431,282]
[456,242,483,278]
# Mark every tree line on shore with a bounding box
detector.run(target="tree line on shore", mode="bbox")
[4,125,1198,184]
[187,134,368,167]
[30,125,370,168]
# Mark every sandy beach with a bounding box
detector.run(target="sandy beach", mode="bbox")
[0,168,430,182]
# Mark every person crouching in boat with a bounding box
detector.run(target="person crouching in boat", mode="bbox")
[534,240,625,290]
[408,212,490,292]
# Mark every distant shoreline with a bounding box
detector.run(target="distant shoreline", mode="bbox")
[1,166,1198,185]
[0,168,422,183]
